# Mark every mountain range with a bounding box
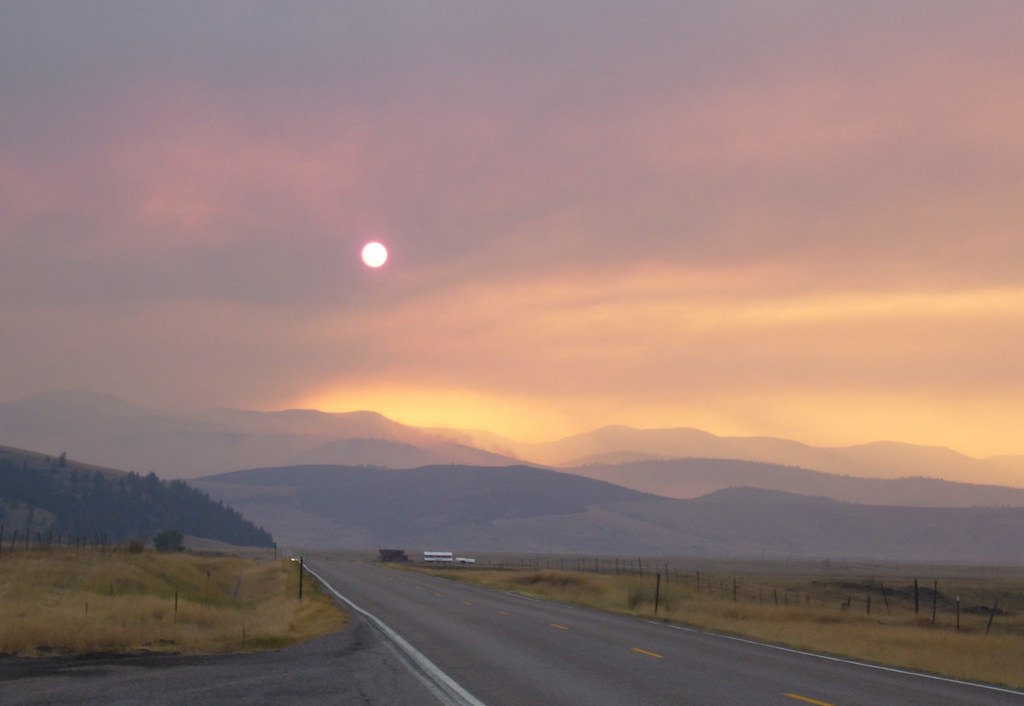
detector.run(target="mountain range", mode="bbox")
[0,390,513,478]
[1,390,1021,494]
[3,389,1024,561]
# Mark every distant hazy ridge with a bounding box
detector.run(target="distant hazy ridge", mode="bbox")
[5,390,1024,561]
[1,391,1021,490]
[191,464,1024,562]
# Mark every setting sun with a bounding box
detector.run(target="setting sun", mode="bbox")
[361,241,388,268]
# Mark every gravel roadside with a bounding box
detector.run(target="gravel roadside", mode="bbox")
[0,616,440,706]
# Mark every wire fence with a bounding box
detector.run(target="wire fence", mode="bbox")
[417,551,1022,636]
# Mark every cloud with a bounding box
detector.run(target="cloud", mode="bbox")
[292,263,1024,449]
[1,2,1023,457]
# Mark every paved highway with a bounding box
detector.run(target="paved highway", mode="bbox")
[306,554,1024,706]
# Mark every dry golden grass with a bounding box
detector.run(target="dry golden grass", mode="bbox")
[419,566,1024,690]
[0,550,347,656]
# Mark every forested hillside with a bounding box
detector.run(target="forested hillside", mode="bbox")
[0,446,273,547]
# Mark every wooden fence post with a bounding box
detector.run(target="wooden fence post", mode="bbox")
[986,599,999,636]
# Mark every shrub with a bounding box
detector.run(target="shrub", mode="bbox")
[125,538,146,554]
[153,529,184,553]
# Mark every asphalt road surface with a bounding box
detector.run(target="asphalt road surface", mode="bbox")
[3,554,1021,705]
[306,554,1024,706]
[0,605,437,705]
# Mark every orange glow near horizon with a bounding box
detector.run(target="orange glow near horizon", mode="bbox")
[278,270,1024,459]
[292,386,585,441]
[288,383,1024,460]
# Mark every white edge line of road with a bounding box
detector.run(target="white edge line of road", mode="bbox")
[302,564,487,706]
[659,622,1024,697]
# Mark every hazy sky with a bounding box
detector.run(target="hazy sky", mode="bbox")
[2,2,1022,456]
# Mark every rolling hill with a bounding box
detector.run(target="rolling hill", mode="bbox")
[190,464,652,550]
[190,464,1024,562]
[561,458,1024,507]
[0,445,273,547]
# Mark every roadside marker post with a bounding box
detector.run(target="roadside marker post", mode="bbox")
[654,573,661,615]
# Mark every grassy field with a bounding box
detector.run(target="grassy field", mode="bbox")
[414,560,1024,690]
[0,550,347,656]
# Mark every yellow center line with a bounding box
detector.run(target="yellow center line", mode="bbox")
[433,593,443,598]
[462,600,473,606]
[498,610,512,616]
[549,623,570,630]
[784,694,836,706]
[631,647,664,659]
